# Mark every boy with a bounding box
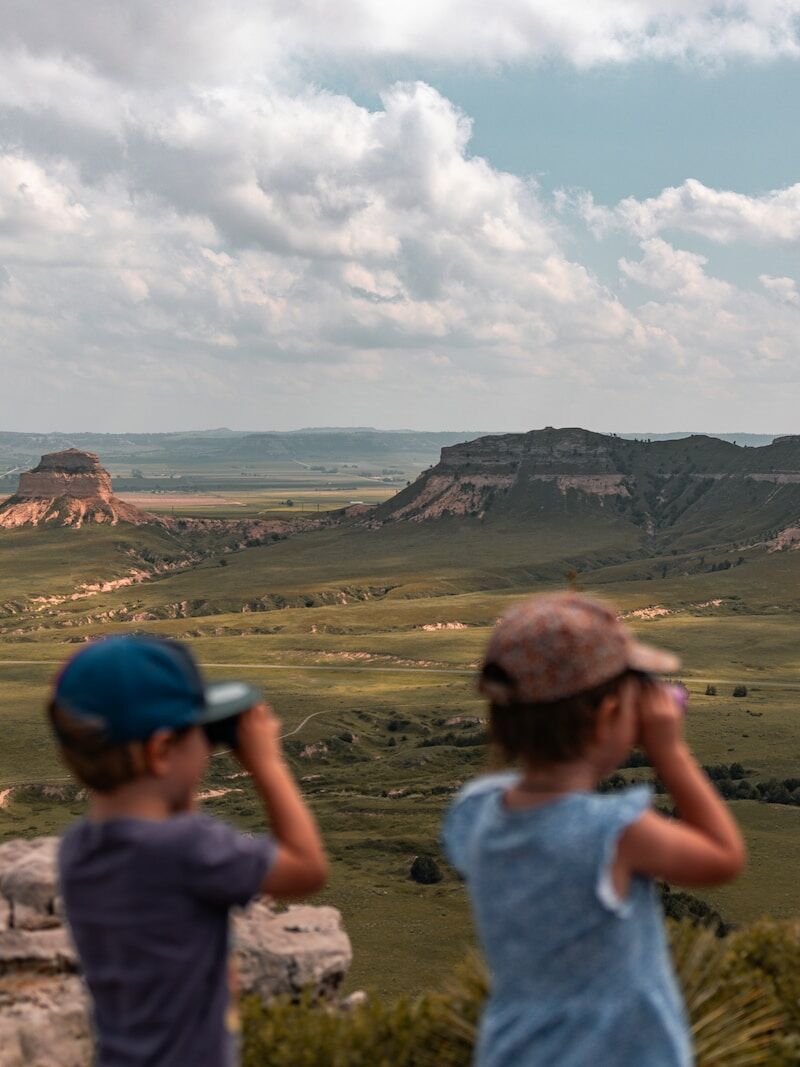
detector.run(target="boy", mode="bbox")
[49,634,327,1067]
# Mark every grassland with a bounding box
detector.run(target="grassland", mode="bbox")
[1,489,799,997]
[117,486,395,519]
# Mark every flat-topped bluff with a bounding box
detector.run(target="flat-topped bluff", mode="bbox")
[367,428,800,548]
[0,450,152,529]
[0,450,321,541]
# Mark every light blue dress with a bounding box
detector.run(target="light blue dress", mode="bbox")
[442,775,692,1067]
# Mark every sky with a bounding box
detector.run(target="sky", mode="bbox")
[1,2,800,434]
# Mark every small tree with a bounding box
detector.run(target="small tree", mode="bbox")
[410,855,443,884]
[705,684,717,696]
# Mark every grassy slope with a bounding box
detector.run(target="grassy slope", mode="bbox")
[1,515,799,996]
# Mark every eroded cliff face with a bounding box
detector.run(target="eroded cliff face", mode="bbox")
[0,450,150,529]
[15,450,114,501]
[372,429,630,524]
[367,427,800,542]
[437,428,620,476]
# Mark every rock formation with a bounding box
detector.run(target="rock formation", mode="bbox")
[0,450,325,543]
[365,427,800,550]
[0,450,151,529]
[0,836,352,1067]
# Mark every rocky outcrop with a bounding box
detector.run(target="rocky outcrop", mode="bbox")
[15,450,114,502]
[366,427,800,547]
[369,429,628,523]
[0,836,352,1067]
[0,450,152,529]
[0,451,320,540]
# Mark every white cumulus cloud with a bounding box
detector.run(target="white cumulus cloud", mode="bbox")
[578,178,800,244]
[1,4,800,430]
[1,0,799,74]
[760,274,800,303]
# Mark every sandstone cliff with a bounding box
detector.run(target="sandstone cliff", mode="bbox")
[365,427,800,550]
[0,450,319,542]
[0,450,152,529]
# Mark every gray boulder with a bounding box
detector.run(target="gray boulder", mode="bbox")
[233,901,352,1000]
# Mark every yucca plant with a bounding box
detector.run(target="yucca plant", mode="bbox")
[669,920,784,1065]
[420,923,787,1067]
[420,950,488,1066]
[242,921,795,1066]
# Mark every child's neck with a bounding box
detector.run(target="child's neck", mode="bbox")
[504,760,598,809]
[89,780,191,822]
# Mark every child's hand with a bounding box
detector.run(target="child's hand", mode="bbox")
[235,704,283,773]
[637,682,685,763]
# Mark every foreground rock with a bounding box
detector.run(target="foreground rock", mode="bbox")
[0,837,352,1067]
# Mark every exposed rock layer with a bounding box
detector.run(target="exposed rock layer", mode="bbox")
[367,427,800,547]
[0,450,320,540]
[0,450,151,528]
[0,836,352,1067]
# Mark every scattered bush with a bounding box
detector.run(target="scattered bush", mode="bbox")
[620,750,651,769]
[597,772,627,793]
[733,685,748,698]
[659,885,730,935]
[705,684,717,696]
[387,717,411,733]
[417,731,487,749]
[410,855,443,885]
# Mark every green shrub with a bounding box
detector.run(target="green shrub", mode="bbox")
[409,855,443,884]
[241,921,798,1066]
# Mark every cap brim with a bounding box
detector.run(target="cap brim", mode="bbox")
[627,641,681,676]
[199,681,263,724]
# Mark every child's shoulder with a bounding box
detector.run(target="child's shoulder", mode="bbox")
[441,773,519,873]
[453,771,521,803]
[60,812,237,861]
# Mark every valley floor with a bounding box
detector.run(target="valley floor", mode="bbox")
[1,516,799,995]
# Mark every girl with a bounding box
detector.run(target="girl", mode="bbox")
[442,593,745,1067]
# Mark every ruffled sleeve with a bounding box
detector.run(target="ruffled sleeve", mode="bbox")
[595,785,653,918]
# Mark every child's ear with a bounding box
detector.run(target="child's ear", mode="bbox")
[144,729,174,777]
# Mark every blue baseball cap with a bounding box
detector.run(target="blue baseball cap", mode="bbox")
[53,635,261,744]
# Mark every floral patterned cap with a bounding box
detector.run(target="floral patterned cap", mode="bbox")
[479,592,680,705]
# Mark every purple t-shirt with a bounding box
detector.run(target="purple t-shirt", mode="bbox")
[59,814,276,1067]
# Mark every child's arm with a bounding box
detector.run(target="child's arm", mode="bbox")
[236,704,328,898]
[616,685,746,889]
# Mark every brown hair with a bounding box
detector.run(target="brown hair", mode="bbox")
[483,664,633,765]
[48,702,149,793]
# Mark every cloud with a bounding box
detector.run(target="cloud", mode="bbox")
[1,6,800,430]
[1,77,656,424]
[760,274,800,303]
[1,0,799,77]
[619,238,733,302]
[578,178,800,244]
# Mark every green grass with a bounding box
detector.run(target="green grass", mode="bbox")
[2,515,800,997]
